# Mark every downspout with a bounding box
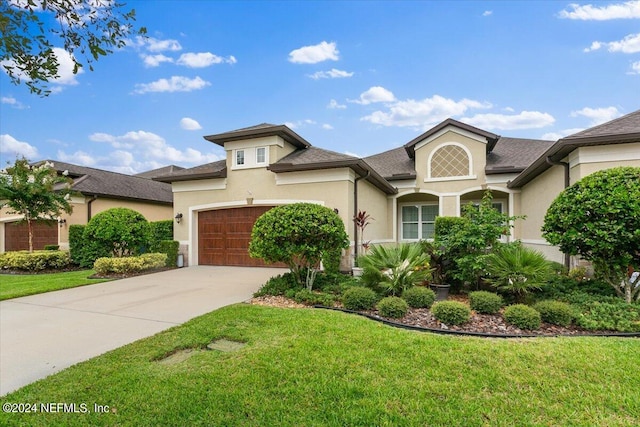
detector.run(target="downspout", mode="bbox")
[353,171,371,263]
[546,157,570,269]
[87,195,98,222]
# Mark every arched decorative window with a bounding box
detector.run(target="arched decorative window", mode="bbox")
[429,144,472,179]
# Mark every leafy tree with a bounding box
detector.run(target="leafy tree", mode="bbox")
[542,167,640,303]
[83,207,149,260]
[1,0,145,95]
[249,203,349,290]
[0,158,73,252]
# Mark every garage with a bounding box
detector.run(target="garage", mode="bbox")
[198,206,279,266]
[4,220,58,252]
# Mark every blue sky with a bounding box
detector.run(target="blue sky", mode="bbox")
[1,0,639,174]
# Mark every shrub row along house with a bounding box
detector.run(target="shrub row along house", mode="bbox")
[1,110,638,268]
[154,109,640,269]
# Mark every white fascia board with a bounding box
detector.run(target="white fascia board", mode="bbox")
[172,179,227,193]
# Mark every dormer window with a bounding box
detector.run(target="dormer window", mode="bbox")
[235,150,245,166]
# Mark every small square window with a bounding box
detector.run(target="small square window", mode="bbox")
[256,147,266,164]
[236,150,245,166]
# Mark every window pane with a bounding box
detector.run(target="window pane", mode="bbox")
[402,206,418,222]
[403,223,418,239]
[256,147,266,163]
[492,203,503,213]
[422,223,435,239]
[236,150,245,165]
[421,205,438,221]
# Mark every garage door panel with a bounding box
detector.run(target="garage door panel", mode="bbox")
[198,206,282,267]
[4,220,58,252]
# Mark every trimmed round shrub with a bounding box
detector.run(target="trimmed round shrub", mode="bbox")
[504,304,541,330]
[0,250,71,271]
[469,291,504,314]
[254,272,301,297]
[532,300,575,327]
[402,286,436,308]
[431,301,471,325]
[377,296,409,318]
[342,287,378,311]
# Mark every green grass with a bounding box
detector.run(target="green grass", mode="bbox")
[0,270,109,300]
[1,304,638,426]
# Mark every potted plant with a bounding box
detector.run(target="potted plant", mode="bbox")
[421,241,451,300]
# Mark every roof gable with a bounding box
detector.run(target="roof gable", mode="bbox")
[404,118,499,158]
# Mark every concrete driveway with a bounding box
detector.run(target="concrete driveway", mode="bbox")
[0,266,285,396]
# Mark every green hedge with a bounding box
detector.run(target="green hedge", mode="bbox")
[149,220,173,250]
[155,240,179,267]
[68,224,86,265]
[93,253,167,275]
[0,250,71,271]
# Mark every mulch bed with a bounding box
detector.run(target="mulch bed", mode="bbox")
[249,295,629,337]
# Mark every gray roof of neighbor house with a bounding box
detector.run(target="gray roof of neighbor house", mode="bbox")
[41,160,173,204]
[508,108,640,188]
[135,165,184,179]
[204,123,311,149]
[153,160,227,182]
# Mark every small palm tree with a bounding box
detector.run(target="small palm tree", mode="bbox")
[359,243,431,296]
[484,244,552,301]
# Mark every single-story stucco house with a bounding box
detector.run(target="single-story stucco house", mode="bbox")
[155,108,640,269]
[0,161,174,252]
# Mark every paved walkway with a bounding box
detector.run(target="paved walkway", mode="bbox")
[0,266,285,396]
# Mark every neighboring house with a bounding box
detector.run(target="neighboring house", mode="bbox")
[0,161,174,252]
[157,111,640,269]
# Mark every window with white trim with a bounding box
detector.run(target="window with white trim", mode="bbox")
[401,204,438,240]
[235,150,245,166]
[256,147,266,164]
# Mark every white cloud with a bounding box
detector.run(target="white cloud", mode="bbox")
[133,76,211,94]
[350,86,396,105]
[483,10,493,17]
[462,111,555,130]
[50,48,84,86]
[328,99,347,109]
[541,128,585,140]
[308,68,354,79]
[284,119,317,129]
[66,130,224,173]
[570,106,622,125]
[288,41,339,64]
[344,151,361,158]
[138,36,182,52]
[361,94,491,129]
[177,52,237,68]
[559,1,640,20]
[141,54,174,67]
[584,33,640,53]
[1,96,28,109]
[322,124,334,130]
[180,117,202,130]
[0,134,39,158]
[629,60,640,74]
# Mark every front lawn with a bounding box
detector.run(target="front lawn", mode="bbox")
[0,270,109,301]
[1,304,638,426]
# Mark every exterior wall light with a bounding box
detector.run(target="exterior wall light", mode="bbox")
[58,218,67,227]
[175,213,183,224]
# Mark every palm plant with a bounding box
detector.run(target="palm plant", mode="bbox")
[359,243,431,296]
[484,243,552,301]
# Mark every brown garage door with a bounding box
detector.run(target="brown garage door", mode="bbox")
[4,220,58,251]
[198,206,283,266]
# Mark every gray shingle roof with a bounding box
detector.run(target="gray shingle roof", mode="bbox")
[364,147,416,180]
[565,109,640,139]
[153,160,227,182]
[43,160,173,204]
[134,165,184,179]
[273,146,358,166]
[204,123,311,149]
[486,137,555,174]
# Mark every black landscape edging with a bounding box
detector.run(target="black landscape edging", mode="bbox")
[313,305,640,339]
